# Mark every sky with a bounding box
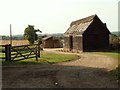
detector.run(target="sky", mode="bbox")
[0,0,119,35]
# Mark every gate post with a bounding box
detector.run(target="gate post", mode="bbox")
[38,41,41,58]
[5,44,11,61]
[35,48,38,62]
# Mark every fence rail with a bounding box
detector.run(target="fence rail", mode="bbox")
[0,43,40,61]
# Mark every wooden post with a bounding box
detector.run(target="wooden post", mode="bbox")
[10,24,12,46]
[35,45,38,62]
[5,44,11,61]
[38,41,41,58]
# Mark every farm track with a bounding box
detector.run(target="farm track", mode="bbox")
[2,48,118,88]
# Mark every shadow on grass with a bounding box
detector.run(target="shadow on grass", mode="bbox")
[2,60,49,65]
[2,53,80,65]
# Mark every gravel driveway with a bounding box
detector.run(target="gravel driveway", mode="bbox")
[2,49,118,88]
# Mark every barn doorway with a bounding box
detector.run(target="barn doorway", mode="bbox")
[69,35,73,51]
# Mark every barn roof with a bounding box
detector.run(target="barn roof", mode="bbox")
[42,36,53,41]
[64,14,97,36]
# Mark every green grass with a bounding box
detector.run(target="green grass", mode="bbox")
[84,52,119,60]
[2,51,79,65]
[110,65,120,80]
[41,52,79,64]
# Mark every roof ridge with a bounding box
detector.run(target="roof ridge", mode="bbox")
[64,14,97,35]
[70,14,96,26]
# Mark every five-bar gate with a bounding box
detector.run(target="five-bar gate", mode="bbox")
[0,44,40,61]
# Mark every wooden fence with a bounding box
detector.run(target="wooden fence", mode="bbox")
[0,43,40,61]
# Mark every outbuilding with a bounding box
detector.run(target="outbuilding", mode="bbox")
[42,36,61,48]
[64,15,111,52]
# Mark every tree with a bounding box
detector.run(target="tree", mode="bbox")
[109,34,120,50]
[24,25,42,44]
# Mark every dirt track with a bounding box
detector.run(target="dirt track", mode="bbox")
[2,49,118,88]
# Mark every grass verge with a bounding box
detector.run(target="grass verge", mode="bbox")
[2,51,80,65]
[84,52,119,60]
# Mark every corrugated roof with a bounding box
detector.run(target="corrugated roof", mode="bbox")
[64,15,96,36]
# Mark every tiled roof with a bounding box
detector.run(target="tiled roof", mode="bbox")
[64,15,96,36]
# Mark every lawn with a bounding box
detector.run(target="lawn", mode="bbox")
[40,52,80,63]
[2,51,80,65]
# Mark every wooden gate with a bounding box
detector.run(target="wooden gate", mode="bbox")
[0,44,40,61]
[11,44,40,61]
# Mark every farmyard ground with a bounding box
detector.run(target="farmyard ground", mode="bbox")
[2,49,118,88]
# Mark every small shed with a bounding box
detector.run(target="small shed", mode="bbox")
[64,15,111,52]
[42,36,61,48]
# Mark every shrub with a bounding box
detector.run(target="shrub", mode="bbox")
[109,34,120,50]
[111,65,120,80]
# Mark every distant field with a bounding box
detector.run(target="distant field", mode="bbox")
[0,40,29,46]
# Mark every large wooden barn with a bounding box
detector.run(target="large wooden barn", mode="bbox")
[64,15,111,52]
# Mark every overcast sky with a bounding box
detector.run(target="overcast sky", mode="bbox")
[0,0,119,35]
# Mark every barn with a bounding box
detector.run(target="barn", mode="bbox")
[42,36,61,48]
[64,15,111,52]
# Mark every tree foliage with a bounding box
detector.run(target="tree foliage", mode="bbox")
[24,25,41,44]
[109,34,120,50]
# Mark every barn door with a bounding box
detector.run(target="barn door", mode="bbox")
[69,35,73,51]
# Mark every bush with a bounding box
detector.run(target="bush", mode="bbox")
[111,65,120,80]
[109,34,120,50]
